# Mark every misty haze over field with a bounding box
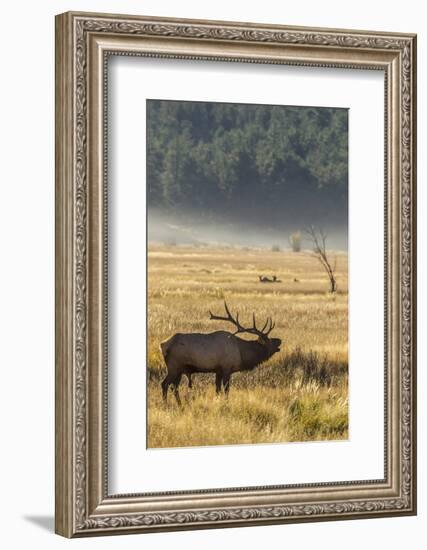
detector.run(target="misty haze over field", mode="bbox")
[148,209,348,251]
[147,99,348,251]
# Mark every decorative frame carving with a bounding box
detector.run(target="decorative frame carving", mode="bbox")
[55,11,417,537]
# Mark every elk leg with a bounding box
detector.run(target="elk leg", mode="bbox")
[187,372,193,389]
[161,374,173,402]
[223,373,231,396]
[215,372,223,394]
[172,374,182,407]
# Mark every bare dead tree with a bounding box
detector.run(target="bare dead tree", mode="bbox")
[304,226,337,293]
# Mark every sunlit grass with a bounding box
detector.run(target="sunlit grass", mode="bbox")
[147,244,348,448]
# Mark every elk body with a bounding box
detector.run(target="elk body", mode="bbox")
[160,303,281,405]
[258,275,281,283]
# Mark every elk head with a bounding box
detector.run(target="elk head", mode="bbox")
[209,302,281,354]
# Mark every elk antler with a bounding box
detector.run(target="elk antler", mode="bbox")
[209,301,245,335]
[209,302,275,337]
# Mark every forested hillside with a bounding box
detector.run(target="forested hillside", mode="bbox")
[147,100,348,244]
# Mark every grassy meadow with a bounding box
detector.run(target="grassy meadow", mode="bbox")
[147,244,348,449]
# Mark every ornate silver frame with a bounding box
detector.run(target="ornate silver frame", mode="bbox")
[55,11,417,537]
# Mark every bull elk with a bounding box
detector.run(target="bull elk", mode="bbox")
[160,302,281,404]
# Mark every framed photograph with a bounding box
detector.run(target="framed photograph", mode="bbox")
[55,11,417,537]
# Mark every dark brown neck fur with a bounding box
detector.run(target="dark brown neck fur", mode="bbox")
[237,338,273,371]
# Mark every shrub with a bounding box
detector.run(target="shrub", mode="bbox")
[289,231,302,252]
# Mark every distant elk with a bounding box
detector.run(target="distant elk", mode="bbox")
[305,225,337,293]
[258,275,282,283]
[160,302,281,405]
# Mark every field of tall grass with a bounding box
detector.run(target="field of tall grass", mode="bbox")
[147,244,348,448]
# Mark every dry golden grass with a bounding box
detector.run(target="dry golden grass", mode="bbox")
[147,244,348,448]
